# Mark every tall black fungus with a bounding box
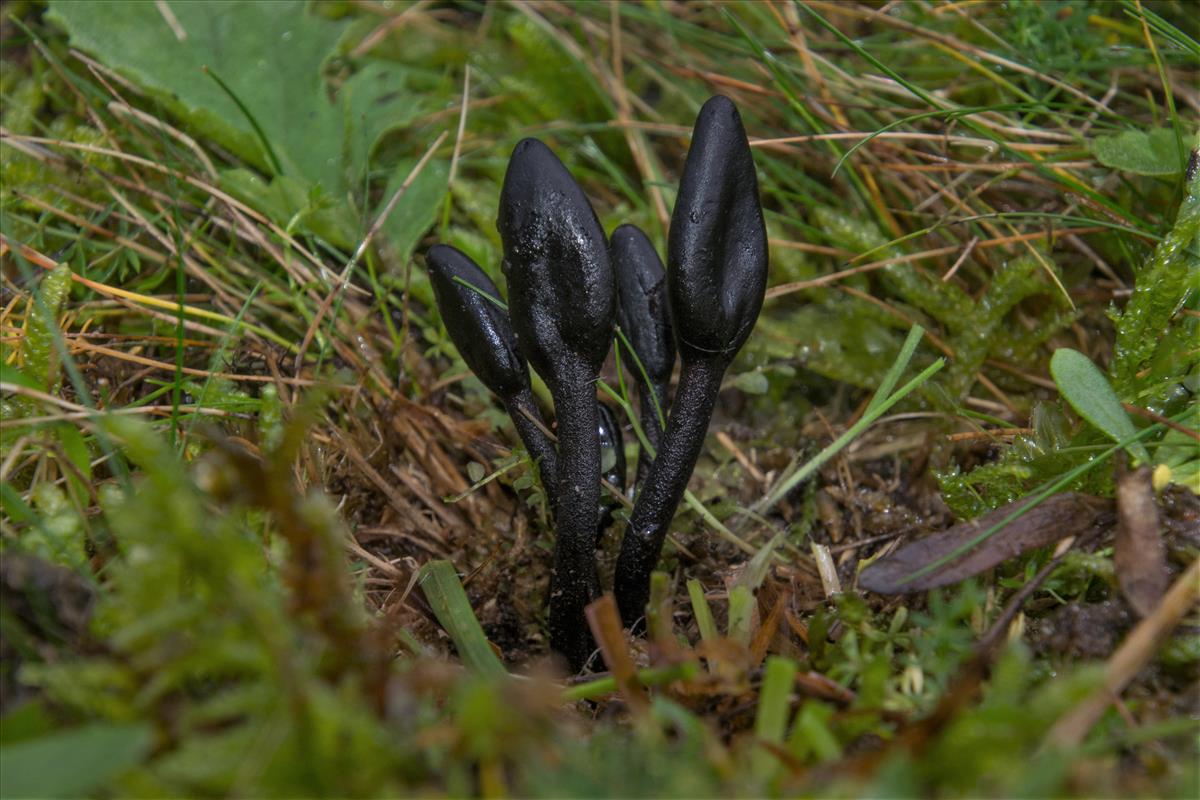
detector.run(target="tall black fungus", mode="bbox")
[613,96,768,627]
[425,95,767,671]
[611,224,674,482]
[426,244,558,507]
[498,138,616,670]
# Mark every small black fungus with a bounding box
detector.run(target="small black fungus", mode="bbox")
[426,244,558,506]
[611,223,674,482]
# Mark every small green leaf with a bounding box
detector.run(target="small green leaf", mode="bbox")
[0,722,152,799]
[787,700,841,763]
[731,370,769,395]
[0,482,39,524]
[600,446,617,475]
[55,424,92,483]
[52,423,92,516]
[1091,128,1185,176]
[444,456,522,503]
[417,560,508,679]
[1050,348,1150,463]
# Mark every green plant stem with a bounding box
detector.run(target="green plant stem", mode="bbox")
[561,662,701,702]
[755,357,945,514]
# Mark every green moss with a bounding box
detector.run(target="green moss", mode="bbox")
[1111,135,1200,409]
[7,265,73,421]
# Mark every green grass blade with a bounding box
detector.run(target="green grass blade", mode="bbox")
[562,662,701,703]
[865,324,924,416]
[756,357,945,513]
[202,65,284,176]
[615,325,666,430]
[727,585,755,647]
[417,560,508,679]
[752,655,797,776]
[798,1,1153,232]
[831,105,1033,179]
[687,578,718,643]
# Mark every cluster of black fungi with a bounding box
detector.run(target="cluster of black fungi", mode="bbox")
[427,95,768,671]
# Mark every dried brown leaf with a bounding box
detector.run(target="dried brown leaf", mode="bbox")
[1114,464,1168,617]
[858,493,1114,594]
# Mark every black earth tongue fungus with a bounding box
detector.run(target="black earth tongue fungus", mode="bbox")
[596,400,627,549]
[498,138,616,671]
[613,95,769,629]
[611,223,675,483]
[426,244,559,509]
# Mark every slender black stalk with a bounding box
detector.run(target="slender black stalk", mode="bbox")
[504,385,558,509]
[612,358,724,625]
[546,360,604,668]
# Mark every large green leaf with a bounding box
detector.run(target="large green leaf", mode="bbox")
[0,722,152,798]
[46,1,347,187]
[47,0,445,259]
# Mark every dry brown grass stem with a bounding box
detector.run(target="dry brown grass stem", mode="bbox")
[0,132,342,289]
[766,226,1106,299]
